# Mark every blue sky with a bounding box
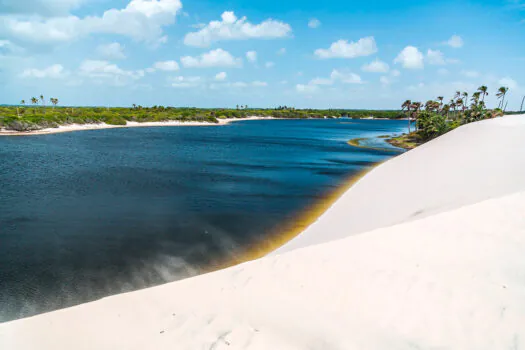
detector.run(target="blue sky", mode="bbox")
[0,0,524,109]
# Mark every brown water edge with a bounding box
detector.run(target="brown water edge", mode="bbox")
[203,135,406,273]
[205,161,381,275]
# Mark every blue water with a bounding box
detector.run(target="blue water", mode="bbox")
[0,119,405,321]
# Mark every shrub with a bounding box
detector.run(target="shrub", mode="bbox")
[417,111,449,140]
[104,115,127,125]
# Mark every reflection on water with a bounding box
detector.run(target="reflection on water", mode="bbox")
[0,119,405,321]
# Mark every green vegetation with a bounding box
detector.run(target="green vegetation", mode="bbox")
[389,85,509,149]
[0,99,405,132]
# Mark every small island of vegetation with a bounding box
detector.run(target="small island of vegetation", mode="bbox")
[387,85,518,149]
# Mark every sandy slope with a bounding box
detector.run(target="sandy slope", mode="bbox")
[1,115,525,349]
[276,115,525,253]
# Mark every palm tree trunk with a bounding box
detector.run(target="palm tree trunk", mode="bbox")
[407,110,411,133]
[521,96,525,112]
[16,107,20,117]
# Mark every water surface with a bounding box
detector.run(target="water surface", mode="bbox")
[0,119,405,321]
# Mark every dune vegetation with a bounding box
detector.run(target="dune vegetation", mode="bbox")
[388,85,511,149]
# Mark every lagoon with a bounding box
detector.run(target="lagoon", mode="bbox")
[0,119,405,322]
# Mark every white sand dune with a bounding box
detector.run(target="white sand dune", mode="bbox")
[276,114,525,253]
[1,115,525,349]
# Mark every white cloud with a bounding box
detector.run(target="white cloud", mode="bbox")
[210,80,267,89]
[306,69,362,89]
[79,59,144,86]
[330,69,362,84]
[277,47,286,55]
[296,84,319,93]
[21,64,68,79]
[498,77,518,89]
[461,70,480,78]
[310,77,334,86]
[246,50,257,62]
[183,11,291,48]
[0,39,23,54]
[426,49,446,65]
[169,75,201,88]
[180,48,242,68]
[362,59,389,73]
[215,71,227,81]
[394,46,424,69]
[308,18,321,29]
[445,35,464,48]
[153,60,180,71]
[265,61,275,68]
[96,42,126,60]
[1,0,182,45]
[314,37,377,59]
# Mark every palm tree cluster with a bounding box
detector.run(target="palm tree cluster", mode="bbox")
[401,85,508,140]
[16,96,59,116]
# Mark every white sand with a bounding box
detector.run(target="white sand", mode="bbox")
[0,116,276,136]
[1,115,525,349]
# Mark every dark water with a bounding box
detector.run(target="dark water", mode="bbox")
[0,119,405,322]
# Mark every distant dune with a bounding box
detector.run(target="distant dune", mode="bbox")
[1,115,525,350]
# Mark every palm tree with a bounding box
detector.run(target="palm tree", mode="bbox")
[424,100,434,111]
[411,101,422,130]
[50,98,59,109]
[39,94,46,114]
[462,92,469,110]
[442,104,451,119]
[496,87,509,109]
[449,99,457,119]
[478,86,488,103]
[471,92,481,109]
[31,97,38,115]
[401,99,412,133]
[17,99,26,117]
[437,96,444,111]
[456,98,464,112]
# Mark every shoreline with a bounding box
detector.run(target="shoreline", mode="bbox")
[347,135,406,152]
[220,159,383,266]
[0,117,409,137]
[385,131,425,150]
[0,116,276,137]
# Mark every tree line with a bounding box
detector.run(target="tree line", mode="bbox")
[400,85,510,141]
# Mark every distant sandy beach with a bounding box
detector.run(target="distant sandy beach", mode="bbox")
[0,116,276,136]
